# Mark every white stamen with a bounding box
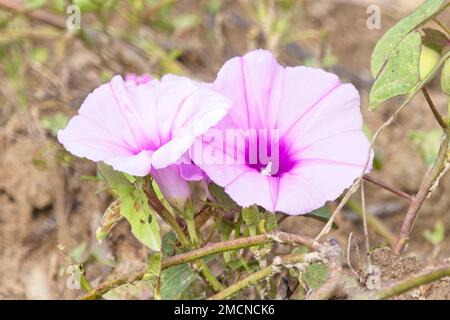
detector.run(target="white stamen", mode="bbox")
[261,161,273,176]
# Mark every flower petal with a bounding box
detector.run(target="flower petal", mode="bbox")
[212,49,284,130]
[152,165,191,209]
[150,76,231,169]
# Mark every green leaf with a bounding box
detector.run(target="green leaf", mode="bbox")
[369,31,422,110]
[242,205,261,226]
[302,263,328,290]
[72,0,99,12]
[371,0,445,78]
[409,129,442,166]
[226,257,259,272]
[98,163,161,251]
[160,264,199,300]
[96,199,123,244]
[423,221,445,246]
[304,206,338,230]
[262,211,277,232]
[144,253,162,281]
[162,231,178,256]
[441,58,450,95]
[208,183,238,209]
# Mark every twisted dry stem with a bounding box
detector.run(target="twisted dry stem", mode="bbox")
[395,129,450,254]
[81,232,321,300]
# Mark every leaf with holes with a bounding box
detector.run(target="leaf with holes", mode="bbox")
[369,31,422,110]
[371,0,445,78]
[98,163,161,251]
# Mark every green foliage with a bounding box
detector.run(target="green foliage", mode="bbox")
[242,205,261,227]
[369,0,450,111]
[304,206,338,229]
[261,212,277,232]
[144,253,162,282]
[423,221,445,246]
[162,231,178,256]
[369,31,422,110]
[208,183,238,209]
[302,263,328,290]
[98,163,161,251]
[25,0,47,10]
[160,263,199,300]
[370,0,445,78]
[409,129,442,166]
[72,0,100,12]
[41,112,69,136]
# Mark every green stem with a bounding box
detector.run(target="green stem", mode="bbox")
[195,259,224,292]
[373,264,450,300]
[186,218,199,247]
[422,87,448,130]
[81,232,319,299]
[185,214,224,292]
[208,254,305,300]
[143,180,189,246]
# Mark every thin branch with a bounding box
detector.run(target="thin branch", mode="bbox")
[143,180,190,247]
[422,87,448,131]
[163,232,319,268]
[395,133,450,254]
[81,232,319,299]
[346,200,397,247]
[82,270,147,300]
[194,259,224,292]
[373,264,450,300]
[316,51,450,241]
[363,174,413,202]
[360,180,371,268]
[432,18,450,36]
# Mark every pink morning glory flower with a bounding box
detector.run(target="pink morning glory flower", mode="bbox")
[192,50,372,215]
[58,74,230,207]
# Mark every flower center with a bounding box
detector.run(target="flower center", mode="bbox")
[245,131,296,178]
